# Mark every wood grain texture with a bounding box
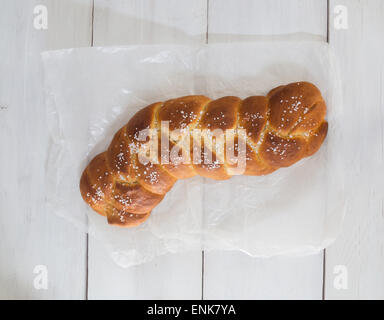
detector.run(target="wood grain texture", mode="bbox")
[0,0,92,299]
[87,0,208,300]
[325,0,384,299]
[203,0,327,300]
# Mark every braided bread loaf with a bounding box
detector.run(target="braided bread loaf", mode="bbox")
[80,82,328,227]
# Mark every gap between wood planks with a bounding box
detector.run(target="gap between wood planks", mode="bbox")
[201,0,209,301]
[322,0,330,302]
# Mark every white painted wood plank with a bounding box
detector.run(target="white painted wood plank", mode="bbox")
[0,0,92,299]
[325,0,384,299]
[88,0,207,300]
[89,246,203,300]
[203,0,327,299]
[204,252,323,299]
[208,0,328,42]
[93,0,207,45]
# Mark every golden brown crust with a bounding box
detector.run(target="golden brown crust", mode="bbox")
[161,137,197,179]
[112,181,164,213]
[268,82,325,136]
[242,139,277,176]
[107,208,151,227]
[80,82,328,227]
[305,121,328,157]
[133,152,177,194]
[107,126,135,180]
[259,132,306,168]
[80,152,113,216]
[126,102,160,138]
[192,148,231,180]
[238,96,268,143]
[158,95,210,131]
[198,96,240,131]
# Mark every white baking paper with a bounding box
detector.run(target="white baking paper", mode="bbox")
[42,42,345,267]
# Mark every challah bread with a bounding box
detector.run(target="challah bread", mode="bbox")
[80,82,328,227]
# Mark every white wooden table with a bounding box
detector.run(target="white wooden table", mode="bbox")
[1,0,383,300]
